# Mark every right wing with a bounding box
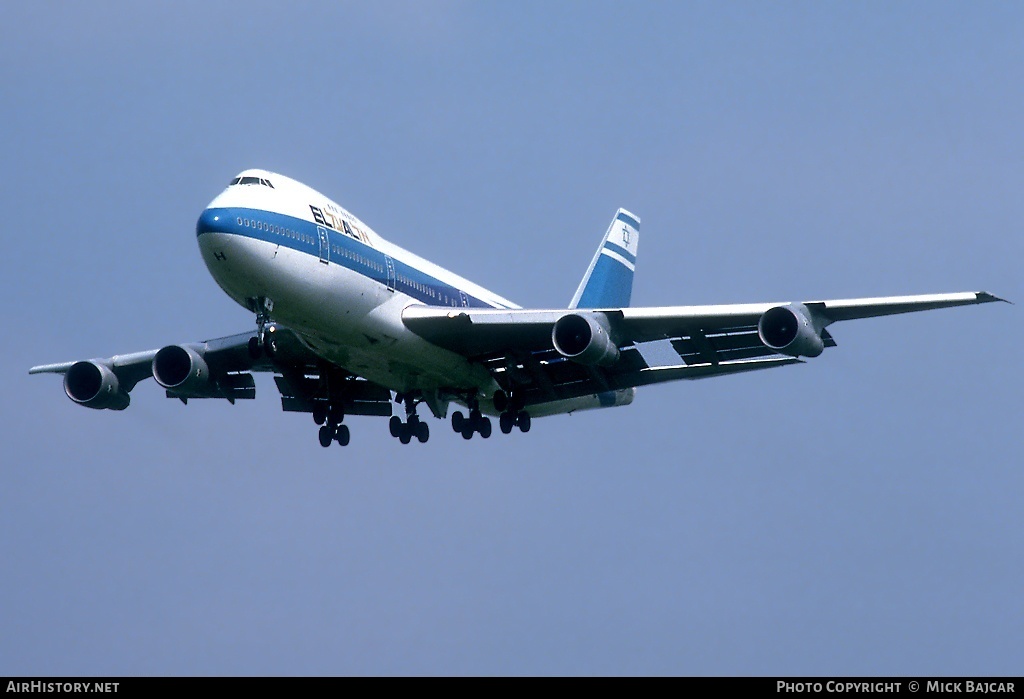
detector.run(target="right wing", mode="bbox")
[404,291,1003,356]
[403,291,1005,406]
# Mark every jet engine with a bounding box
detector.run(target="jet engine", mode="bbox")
[757,304,825,357]
[153,345,212,395]
[551,312,620,366]
[64,361,131,410]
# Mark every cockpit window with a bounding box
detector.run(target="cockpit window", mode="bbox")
[231,175,275,188]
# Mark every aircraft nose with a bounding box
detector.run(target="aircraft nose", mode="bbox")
[195,205,277,285]
[196,207,232,238]
[196,207,247,266]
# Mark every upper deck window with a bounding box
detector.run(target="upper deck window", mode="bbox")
[230,176,275,188]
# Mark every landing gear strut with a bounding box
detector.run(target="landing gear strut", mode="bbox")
[247,296,277,359]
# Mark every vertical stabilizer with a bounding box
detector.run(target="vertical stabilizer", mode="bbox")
[569,208,640,309]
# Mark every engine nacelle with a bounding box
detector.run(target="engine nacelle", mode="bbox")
[757,304,825,357]
[551,312,620,366]
[153,345,212,395]
[64,361,130,410]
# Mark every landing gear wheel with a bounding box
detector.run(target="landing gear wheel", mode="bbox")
[469,408,482,424]
[499,412,515,434]
[478,416,492,439]
[335,424,350,446]
[264,336,277,358]
[318,425,334,447]
[389,415,402,438]
[517,411,531,433]
[451,411,465,433]
[399,424,413,445]
[415,421,429,443]
[461,424,474,440]
[248,336,262,359]
[313,404,327,425]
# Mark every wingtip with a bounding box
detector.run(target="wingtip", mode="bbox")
[977,291,1012,305]
[29,362,75,375]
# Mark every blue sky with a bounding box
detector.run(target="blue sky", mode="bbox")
[2,2,1021,675]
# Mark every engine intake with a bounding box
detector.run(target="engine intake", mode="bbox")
[153,345,211,395]
[757,304,825,357]
[552,313,620,366]
[64,361,130,410]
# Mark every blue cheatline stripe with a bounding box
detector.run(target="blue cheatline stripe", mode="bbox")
[615,211,640,230]
[196,207,503,309]
[597,391,617,407]
[574,253,634,308]
[602,241,637,265]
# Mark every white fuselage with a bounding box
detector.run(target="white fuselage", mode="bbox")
[195,169,634,417]
[196,169,516,397]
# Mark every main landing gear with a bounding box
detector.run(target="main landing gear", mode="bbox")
[450,391,531,440]
[450,407,492,440]
[313,401,350,448]
[492,390,531,435]
[390,393,429,444]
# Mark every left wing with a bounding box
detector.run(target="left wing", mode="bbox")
[29,326,392,416]
[403,291,1005,406]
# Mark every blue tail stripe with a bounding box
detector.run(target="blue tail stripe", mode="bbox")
[602,241,637,265]
[616,211,640,229]
[574,254,634,308]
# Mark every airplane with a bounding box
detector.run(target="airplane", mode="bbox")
[30,169,1005,447]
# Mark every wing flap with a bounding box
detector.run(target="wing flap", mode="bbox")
[165,372,257,402]
[513,356,802,405]
[281,397,393,417]
[273,373,394,418]
[625,357,804,386]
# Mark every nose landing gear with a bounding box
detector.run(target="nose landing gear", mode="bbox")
[246,296,277,359]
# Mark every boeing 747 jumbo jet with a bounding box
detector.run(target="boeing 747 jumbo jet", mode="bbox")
[31,169,1004,447]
